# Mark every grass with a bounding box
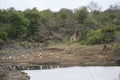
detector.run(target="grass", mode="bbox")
[47,41,104,51]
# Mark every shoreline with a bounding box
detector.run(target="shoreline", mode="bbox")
[0,43,120,69]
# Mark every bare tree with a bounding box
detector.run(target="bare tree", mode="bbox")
[87,1,102,13]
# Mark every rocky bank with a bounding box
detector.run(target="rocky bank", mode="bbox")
[0,64,30,80]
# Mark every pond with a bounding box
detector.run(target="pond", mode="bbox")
[24,66,120,80]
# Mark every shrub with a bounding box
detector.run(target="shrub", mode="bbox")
[81,29,102,45]
[81,26,115,45]
[0,31,8,40]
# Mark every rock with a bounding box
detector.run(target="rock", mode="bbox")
[116,60,120,65]
[0,65,30,80]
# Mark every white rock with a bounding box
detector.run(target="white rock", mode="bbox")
[50,53,53,55]
[2,57,5,59]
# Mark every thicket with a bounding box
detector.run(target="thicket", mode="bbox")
[0,2,120,45]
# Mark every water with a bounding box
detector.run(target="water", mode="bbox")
[24,66,120,80]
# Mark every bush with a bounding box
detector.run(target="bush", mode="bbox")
[0,31,8,40]
[0,39,3,44]
[114,30,120,42]
[81,26,115,45]
[81,29,103,45]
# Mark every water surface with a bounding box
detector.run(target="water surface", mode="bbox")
[24,66,120,80]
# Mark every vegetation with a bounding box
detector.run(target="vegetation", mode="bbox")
[0,2,120,45]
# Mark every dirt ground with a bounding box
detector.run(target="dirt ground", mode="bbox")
[0,43,120,66]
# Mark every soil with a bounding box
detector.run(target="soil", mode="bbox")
[0,43,120,67]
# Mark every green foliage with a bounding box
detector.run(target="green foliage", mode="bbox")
[98,12,111,25]
[9,11,29,26]
[24,8,41,36]
[101,26,115,43]
[8,25,27,38]
[81,25,115,45]
[84,16,96,28]
[57,8,73,20]
[0,5,119,44]
[115,30,120,42]
[74,7,88,24]
[0,26,8,41]
[0,39,3,44]
[81,29,102,45]
[48,25,60,31]
[40,9,54,25]
[0,30,8,40]
[8,11,29,38]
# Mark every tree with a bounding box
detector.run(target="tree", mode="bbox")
[24,8,41,37]
[8,11,29,38]
[56,8,73,19]
[56,8,78,39]
[81,26,115,45]
[40,9,54,25]
[0,28,8,41]
[87,1,101,14]
[84,16,97,29]
[107,5,120,12]
[105,5,120,25]
[98,12,111,25]
[56,8,74,27]
[74,7,88,24]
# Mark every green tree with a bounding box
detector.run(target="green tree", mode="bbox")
[8,11,29,38]
[74,7,88,24]
[81,25,116,45]
[24,8,41,37]
[40,9,54,25]
[0,28,8,41]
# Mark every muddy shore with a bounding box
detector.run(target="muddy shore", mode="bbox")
[0,42,120,79]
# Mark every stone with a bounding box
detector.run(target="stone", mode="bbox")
[0,65,30,80]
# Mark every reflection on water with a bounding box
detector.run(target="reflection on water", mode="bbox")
[24,66,120,80]
[16,64,60,70]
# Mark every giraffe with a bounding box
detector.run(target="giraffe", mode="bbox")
[70,30,78,42]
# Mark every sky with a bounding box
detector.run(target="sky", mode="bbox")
[0,0,120,11]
